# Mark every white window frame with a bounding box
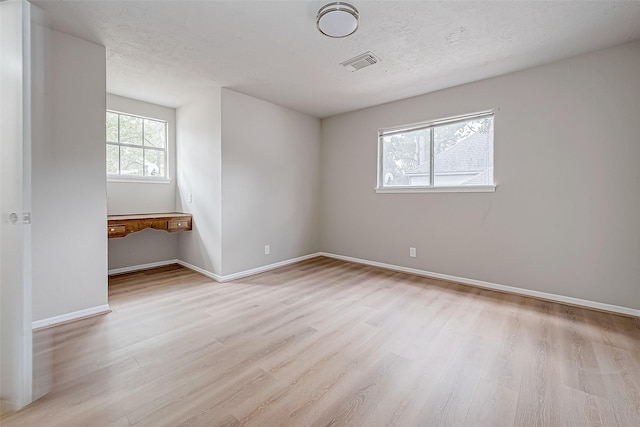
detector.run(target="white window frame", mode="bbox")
[375,110,496,193]
[107,110,170,183]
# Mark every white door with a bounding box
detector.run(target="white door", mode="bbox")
[0,0,33,411]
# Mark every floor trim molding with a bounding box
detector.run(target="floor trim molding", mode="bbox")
[106,252,638,318]
[178,252,322,283]
[318,252,640,318]
[32,304,112,330]
[108,259,180,276]
[175,260,224,282]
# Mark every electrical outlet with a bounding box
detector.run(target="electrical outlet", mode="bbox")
[264,245,270,255]
[188,193,193,203]
[409,247,417,257]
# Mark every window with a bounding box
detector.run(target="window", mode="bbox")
[106,111,168,181]
[377,111,495,193]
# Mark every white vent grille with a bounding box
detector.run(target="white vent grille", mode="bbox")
[341,51,380,72]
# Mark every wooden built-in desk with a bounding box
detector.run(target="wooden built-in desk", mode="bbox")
[107,212,192,239]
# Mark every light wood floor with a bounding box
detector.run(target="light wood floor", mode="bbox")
[2,257,640,426]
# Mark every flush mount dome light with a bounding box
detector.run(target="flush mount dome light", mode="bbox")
[317,2,359,38]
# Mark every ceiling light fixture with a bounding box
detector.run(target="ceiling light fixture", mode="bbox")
[316,2,359,38]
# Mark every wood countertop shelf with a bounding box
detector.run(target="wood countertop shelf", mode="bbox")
[107,212,192,239]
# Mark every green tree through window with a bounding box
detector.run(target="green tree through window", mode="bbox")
[106,111,167,180]
[379,113,494,189]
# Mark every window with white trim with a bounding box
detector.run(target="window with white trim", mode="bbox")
[106,111,168,180]
[377,111,495,193]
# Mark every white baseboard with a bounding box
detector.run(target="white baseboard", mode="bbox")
[109,252,638,318]
[219,253,322,282]
[32,304,111,330]
[318,252,640,318]
[176,260,224,282]
[178,252,322,283]
[108,259,179,276]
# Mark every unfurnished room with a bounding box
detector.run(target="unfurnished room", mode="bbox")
[1,0,639,426]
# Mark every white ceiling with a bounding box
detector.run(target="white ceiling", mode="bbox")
[33,0,640,118]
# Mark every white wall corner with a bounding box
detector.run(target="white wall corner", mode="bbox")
[177,253,322,283]
[175,260,224,282]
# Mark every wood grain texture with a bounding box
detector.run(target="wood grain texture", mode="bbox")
[107,212,192,238]
[2,257,639,426]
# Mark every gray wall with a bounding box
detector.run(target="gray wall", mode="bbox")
[176,89,223,275]
[31,28,108,321]
[106,94,178,271]
[320,40,640,310]
[220,89,321,275]
[108,229,178,271]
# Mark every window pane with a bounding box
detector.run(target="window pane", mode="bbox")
[106,144,119,175]
[119,115,142,145]
[382,128,430,186]
[106,111,167,180]
[106,112,119,143]
[144,119,166,148]
[144,149,165,177]
[433,117,494,186]
[120,146,144,176]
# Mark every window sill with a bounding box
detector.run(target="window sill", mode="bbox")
[375,185,496,194]
[108,177,172,184]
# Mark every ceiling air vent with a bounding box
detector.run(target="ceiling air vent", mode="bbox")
[340,51,380,72]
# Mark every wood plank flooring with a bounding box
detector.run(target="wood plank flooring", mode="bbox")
[2,256,640,426]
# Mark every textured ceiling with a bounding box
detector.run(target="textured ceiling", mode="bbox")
[33,0,640,118]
